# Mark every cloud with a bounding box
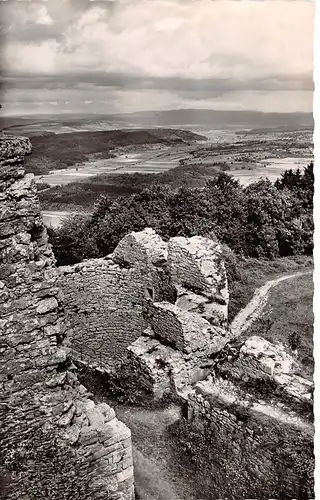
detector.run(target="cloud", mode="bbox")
[1,0,314,79]
[0,0,314,114]
[1,71,314,95]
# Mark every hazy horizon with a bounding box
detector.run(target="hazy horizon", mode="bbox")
[0,108,314,119]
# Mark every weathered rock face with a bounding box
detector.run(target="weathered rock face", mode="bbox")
[112,228,168,267]
[168,236,229,327]
[146,301,228,355]
[220,335,313,404]
[59,229,228,375]
[0,135,134,500]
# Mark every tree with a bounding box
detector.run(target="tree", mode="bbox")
[275,162,314,210]
[167,186,214,239]
[301,162,314,210]
[49,163,314,265]
[48,214,98,266]
[205,173,247,253]
[275,168,302,191]
[243,180,285,258]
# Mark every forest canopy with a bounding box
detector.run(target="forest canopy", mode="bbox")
[48,162,314,267]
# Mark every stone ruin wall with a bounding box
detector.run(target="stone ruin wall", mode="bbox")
[59,221,314,496]
[58,230,175,371]
[58,230,229,375]
[0,135,134,500]
[187,385,314,497]
[184,335,314,497]
[1,132,313,499]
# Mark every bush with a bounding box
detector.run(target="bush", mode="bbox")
[48,214,98,266]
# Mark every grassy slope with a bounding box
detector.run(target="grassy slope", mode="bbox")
[226,254,313,322]
[235,272,313,379]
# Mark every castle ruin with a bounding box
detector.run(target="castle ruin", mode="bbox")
[0,134,314,499]
[0,135,134,500]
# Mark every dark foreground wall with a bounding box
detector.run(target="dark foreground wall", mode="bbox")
[179,336,314,500]
[0,135,134,500]
[183,390,314,499]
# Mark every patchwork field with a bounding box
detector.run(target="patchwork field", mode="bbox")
[21,128,205,176]
[3,116,313,228]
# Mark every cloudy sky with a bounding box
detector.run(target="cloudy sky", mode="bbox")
[0,0,315,116]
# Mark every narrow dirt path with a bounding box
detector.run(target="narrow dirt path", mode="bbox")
[109,269,313,500]
[229,270,313,337]
[114,404,200,500]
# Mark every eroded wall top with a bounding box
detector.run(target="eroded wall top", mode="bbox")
[59,227,230,373]
[0,134,134,500]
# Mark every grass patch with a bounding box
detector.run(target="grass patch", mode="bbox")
[226,251,313,322]
[239,273,314,379]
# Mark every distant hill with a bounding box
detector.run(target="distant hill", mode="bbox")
[115,109,314,130]
[0,109,313,133]
[20,128,205,175]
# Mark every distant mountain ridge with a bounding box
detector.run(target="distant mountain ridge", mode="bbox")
[116,109,314,129]
[0,109,313,132]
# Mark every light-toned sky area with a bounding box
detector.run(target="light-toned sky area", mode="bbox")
[0,0,315,116]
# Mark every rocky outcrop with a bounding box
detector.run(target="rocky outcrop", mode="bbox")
[215,335,314,405]
[0,135,134,500]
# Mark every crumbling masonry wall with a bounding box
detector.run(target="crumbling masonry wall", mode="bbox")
[0,135,134,500]
[58,230,228,374]
[126,235,230,398]
[58,229,174,371]
[183,336,314,498]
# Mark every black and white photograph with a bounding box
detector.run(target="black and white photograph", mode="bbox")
[0,0,316,499]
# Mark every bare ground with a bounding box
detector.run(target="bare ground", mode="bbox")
[112,403,200,500]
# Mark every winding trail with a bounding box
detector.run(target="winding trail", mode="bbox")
[229,269,313,337]
[110,269,313,499]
